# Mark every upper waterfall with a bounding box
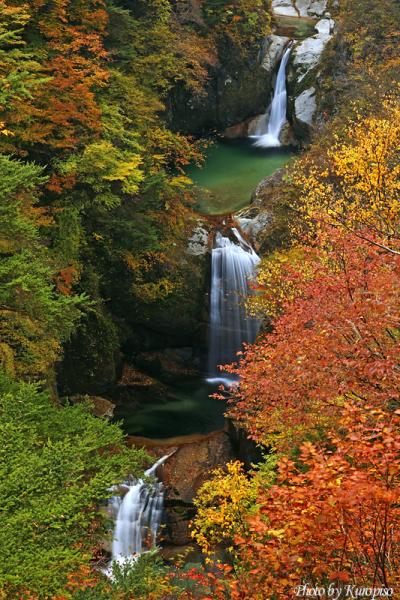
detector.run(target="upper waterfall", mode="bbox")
[253,45,291,148]
[207,228,260,386]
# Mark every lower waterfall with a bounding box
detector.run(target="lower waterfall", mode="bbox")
[106,454,169,573]
[253,45,291,148]
[207,228,260,386]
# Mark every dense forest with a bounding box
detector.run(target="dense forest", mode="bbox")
[1,0,399,598]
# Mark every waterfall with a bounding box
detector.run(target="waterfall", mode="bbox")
[207,228,260,386]
[253,45,291,148]
[107,455,169,571]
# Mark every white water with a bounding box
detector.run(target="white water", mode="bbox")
[106,454,170,573]
[253,46,291,148]
[207,228,260,386]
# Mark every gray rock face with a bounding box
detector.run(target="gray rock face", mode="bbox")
[292,36,327,81]
[235,169,287,248]
[315,17,336,36]
[271,0,298,17]
[296,0,328,16]
[238,212,271,240]
[287,16,335,137]
[261,34,290,73]
[292,19,334,82]
[187,225,209,256]
[295,87,317,126]
[272,0,329,17]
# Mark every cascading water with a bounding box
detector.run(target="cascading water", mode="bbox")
[252,45,291,148]
[107,454,170,572]
[207,228,260,386]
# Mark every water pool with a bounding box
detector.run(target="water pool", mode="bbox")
[186,138,293,215]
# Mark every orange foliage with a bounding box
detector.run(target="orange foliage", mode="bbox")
[55,265,78,295]
[9,0,109,151]
[226,404,400,597]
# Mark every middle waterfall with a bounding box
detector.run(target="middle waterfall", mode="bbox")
[207,228,260,386]
[253,45,291,148]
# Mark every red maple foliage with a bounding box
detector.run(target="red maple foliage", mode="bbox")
[225,228,400,450]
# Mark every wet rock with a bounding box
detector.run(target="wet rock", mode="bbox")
[224,117,254,138]
[279,121,297,146]
[160,430,234,503]
[237,211,271,242]
[235,168,291,251]
[155,430,235,545]
[261,34,291,73]
[135,348,200,383]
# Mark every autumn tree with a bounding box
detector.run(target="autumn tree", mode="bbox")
[226,404,400,598]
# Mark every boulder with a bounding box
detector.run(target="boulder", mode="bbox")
[160,430,234,504]
[187,225,210,257]
[315,17,336,36]
[135,347,200,383]
[287,16,335,138]
[272,0,329,17]
[296,0,328,17]
[235,168,291,250]
[271,0,299,17]
[295,86,317,127]
[261,34,290,73]
[156,430,235,545]
[237,211,271,243]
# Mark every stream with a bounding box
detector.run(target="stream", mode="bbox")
[108,38,300,564]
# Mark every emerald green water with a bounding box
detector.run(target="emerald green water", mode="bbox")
[273,15,317,39]
[186,139,293,215]
[114,379,226,439]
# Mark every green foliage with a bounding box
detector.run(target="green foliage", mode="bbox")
[0,154,85,379]
[110,551,175,598]
[203,0,271,51]
[0,1,46,141]
[0,372,149,598]
[58,141,144,208]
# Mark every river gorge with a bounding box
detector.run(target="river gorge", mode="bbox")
[104,3,338,568]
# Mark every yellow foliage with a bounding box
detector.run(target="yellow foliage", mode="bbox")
[293,98,400,245]
[0,122,13,136]
[190,461,258,557]
[0,343,15,378]
[247,247,314,319]
[132,278,178,303]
